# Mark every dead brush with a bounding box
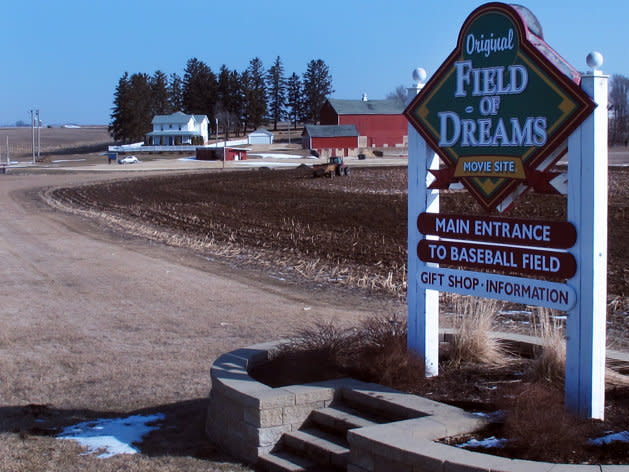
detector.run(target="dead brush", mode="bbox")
[445,295,508,367]
[346,315,426,390]
[274,315,426,390]
[500,383,594,462]
[527,307,565,384]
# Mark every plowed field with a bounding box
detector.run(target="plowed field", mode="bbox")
[48,166,629,297]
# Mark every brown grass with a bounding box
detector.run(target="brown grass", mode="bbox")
[528,307,566,384]
[499,383,594,463]
[445,296,509,367]
[1,125,112,158]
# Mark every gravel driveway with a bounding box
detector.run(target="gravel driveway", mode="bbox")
[0,170,378,471]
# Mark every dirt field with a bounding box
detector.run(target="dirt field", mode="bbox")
[1,126,113,160]
[1,171,396,471]
[46,166,629,348]
[2,124,629,469]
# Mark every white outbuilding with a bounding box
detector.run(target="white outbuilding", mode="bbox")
[247,128,274,145]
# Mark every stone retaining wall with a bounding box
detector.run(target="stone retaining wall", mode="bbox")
[206,336,629,471]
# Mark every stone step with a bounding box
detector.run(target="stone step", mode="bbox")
[341,385,424,422]
[308,402,382,435]
[258,450,331,472]
[281,427,349,470]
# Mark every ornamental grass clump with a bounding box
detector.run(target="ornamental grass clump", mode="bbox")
[528,307,566,384]
[446,295,508,367]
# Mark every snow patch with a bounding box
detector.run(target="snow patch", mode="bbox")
[57,413,165,458]
[589,431,629,445]
[456,436,507,449]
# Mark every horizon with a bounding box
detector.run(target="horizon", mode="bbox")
[4,0,628,125]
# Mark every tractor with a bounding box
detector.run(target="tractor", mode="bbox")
[312,156,350,178]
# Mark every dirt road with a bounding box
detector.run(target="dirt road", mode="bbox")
[0,171,383,470]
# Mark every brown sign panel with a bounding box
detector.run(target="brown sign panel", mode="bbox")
[418,212,577,249]
[418,239,576,278]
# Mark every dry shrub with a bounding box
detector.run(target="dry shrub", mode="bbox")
[265,315,426,391]
[501,383,593,462]
[528,307,565,384]
[446,296,508,367]
[345,316,426,391]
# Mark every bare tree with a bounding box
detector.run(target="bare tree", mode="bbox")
[610,74,629,145]
[386,85,408,107]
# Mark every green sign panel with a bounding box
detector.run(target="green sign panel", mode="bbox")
[405,2,595,211]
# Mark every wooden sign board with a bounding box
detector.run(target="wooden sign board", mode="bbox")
[418,239,577,278]
[418,212,577,248]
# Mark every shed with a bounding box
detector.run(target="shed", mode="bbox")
[302,124,359,158]
[196,147,247,161]
[319,98,407,147]
[248,128,274,145]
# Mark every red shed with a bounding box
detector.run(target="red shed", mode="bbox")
[196,147,248,161]
[302,124,359,158]
[319,98,407,147]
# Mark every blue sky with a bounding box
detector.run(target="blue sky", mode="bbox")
[2,0,627,125]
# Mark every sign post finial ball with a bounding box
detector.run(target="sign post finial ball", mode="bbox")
[412,67,427,85]
[586,51,603,71]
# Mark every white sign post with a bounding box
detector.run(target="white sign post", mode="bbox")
[407,108,440,376]
[565,61,608,420]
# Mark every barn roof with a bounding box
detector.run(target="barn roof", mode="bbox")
[325,98,404,115]
[304,124,359,137]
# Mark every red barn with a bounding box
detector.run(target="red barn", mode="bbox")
[319,98,407,148]
[302,125,359,158]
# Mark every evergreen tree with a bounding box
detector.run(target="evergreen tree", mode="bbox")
[182,58,217,122]
[266,56,286,131]
[286,72,303,130]
[109,72,131,142]
[230,69,245,136]
[109,72,153,143]
[217,65,242,140]
[168,72,184,111]
[302,59,334,123]
[126,72,154,142]
[151,70,172,115]
[243,57,267,131]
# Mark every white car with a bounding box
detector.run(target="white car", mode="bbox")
[118,155,139,164]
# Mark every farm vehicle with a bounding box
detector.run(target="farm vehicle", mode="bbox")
[312,156,350,178]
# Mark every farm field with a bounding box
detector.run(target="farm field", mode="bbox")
[48,166,629,347]
[2,133,629,469]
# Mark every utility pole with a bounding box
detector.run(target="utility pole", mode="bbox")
[36,109,41,162]
[31,110,35,164]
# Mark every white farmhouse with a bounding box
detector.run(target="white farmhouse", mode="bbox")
[146,111,209,146]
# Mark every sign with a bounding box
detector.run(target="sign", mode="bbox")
[405,3,595,211]
[417,212,577,248]
[418,239,576,278]
[418,266,577,311]
[406,2,607,420]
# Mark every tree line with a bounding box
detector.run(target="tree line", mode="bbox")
[109,56,333,143]
[610,74,629,146]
